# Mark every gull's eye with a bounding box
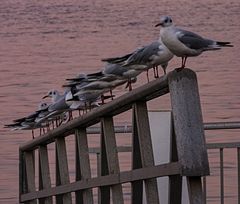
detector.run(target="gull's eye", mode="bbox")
[49,91,52,95]
[164,18,168,23]
[169,19,172,23]
[53,91,56,95]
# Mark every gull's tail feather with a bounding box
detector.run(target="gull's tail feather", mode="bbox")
[87,71,103,77]
[66,77,84,81]
[4,124,13,128]
[102,53,132,64]
[62,82,81,88]
[216,41,233,47]
[4,123,20,129]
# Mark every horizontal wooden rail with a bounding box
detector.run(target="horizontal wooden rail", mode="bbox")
[20,75,169,152]
[20,162,180,202]
[204,121,240,130]
[207,142,240,149]
[73,121,240,135]
[89,146,132,154]
[88,142,240,153]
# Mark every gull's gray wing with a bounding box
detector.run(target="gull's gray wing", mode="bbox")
[48,97,69,112]
[103,63,128,77]
[125,41,161,65]
[177,29,214,50]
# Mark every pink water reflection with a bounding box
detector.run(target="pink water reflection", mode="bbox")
[0,0,240,203]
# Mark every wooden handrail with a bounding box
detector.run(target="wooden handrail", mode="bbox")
[19,75,168,152]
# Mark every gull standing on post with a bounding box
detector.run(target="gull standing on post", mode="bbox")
[155,16,233,68]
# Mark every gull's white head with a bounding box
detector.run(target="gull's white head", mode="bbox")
[38,102,49,111]
[42,89,61,102]
[155,16,173,28]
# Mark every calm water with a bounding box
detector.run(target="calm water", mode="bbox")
[0,0,240,203]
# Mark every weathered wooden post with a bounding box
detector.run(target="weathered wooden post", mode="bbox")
[168,68,210,204]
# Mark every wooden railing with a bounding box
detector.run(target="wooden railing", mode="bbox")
[19,68,210,204]
[84,122,240,204]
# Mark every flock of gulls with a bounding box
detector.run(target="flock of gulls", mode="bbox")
[4,16,232,138]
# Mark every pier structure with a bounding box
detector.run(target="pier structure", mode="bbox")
[19,69,210,204]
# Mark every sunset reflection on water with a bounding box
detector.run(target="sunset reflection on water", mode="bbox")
[0,0,240,203]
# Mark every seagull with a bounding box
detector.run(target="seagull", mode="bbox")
[102,63,139,91]
[64,72,117,103]
[155,16,233,68]
[102,40,174,81]
[41,89,71,125]
[65,87,101,112]
[4,102,50,138]
[42,89,63,103]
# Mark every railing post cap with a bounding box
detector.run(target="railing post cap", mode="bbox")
[168,68,197,82]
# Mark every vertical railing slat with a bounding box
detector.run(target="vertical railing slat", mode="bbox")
[39,145,53,204]
[19,149,27,203]
[55,138,72,204]
[187,177,204,204]
[99,124,110,204]
[238,147,240,204]
[101,117,124,204]
[24,151,37,204]
[168,118,182,204]
[220,148,224,204]
[131,108,143,204]
[133,101,160,204]
[75,128,94,204]
[202,176,207,204]
[55,142,63,204]
[75,134,83,204]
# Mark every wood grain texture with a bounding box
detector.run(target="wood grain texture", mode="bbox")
[39,146,53,204]
[101,117,124,204]
[75,134,83,204]
[133,102,160,204]
[99,124,110,204]
[131,109,143,204]
[24,151,37,204]
[168,68,209,176]
[187,177,204,204]
[20,162,180,202]
[55,138,72,204]
[168,118,182,204]
[75,128,94,204]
